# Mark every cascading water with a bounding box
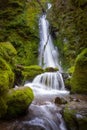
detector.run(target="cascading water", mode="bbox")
[39,14,62,70]
[23,4,69,130]
[31,10,65,91]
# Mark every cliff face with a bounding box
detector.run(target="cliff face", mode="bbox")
[47,0,87,69]
[0,0,49,66]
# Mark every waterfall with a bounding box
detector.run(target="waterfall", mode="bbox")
[31,12,65,91]
[39,14,62,70]
[23,4,69,130]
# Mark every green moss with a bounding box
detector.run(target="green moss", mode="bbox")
[0,42,17,65]
[0,58,14,94]
[0,71,9,95]
[6,87,34,118]
[72,0,87,7]
[0,97,7,118]
[63,106,77,130]
[71,48,87,94]
[48,0,87,70]
[68,66,75,74]
[65,78,71,90]
[44,67,59,72]
[22,65,44,81]
[63,103,87,130]
[0,0,40,66]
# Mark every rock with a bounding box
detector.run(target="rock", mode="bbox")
[0,42,17,65]
[63,99,87,130]
[0,58,14,95]
[0,97,7,118]
[22,65,44,81]
[45,67,59,72]
[6,87,34,118]
[55,97,67,105]
[71,49,87,94]
[65,77,71,90]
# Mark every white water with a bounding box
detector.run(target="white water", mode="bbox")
[39,14,62,71]
[24,4,69,130]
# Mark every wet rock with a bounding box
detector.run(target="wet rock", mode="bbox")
[63,97,87,130]
[5,87,34,119]
[45,67,58,72]
[55,97,67,105]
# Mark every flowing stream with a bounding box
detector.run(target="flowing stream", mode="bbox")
[22,5,69,130]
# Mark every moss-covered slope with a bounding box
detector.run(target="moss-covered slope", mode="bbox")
[48,0,87,70]
[71,48,87,94]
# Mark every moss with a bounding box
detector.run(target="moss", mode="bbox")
[71,48,87,94]
[63,102,87,130]
[0,0,40,66]
[65,78,71,90]
[44,67,59,72]
[77,116,87,130]
[72,0,87,7]
[0,71,9,95]
[0,42,17,65]
[68,66,75,74]
[6,87,34,118]
[22,65,44,81]
[48,0,87,70]
[0,58,14,94]
[63,106,77,130]
[0,97,7,118]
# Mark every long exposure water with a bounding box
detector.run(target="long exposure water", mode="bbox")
[22,6,69,130]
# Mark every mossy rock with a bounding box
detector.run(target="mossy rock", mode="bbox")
[44,67,59,72]
[63,106,77,130]
[6,87,34,118]
[68,66,75,75]
[71,48,87,94]
[63,101,87,130]
[22,65,44,81]
[65,78,71,90]
[0,97,7,118]
[0,58,14,94]
[0,42,17,65]
[72,0,87,7]
[0,71,9,95]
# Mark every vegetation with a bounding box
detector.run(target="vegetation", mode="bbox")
[22,65,44,82]
[71,49,87,94]
[47,0,87,70]
[63,101,87,130]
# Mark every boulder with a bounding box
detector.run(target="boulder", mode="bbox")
[0,58,14,95]
[63,97,87,130]
[55,97,67,105]
[6,87,34,118]
[71,48,87,94]
[22,65,44,81]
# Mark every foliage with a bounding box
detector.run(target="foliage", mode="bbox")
[48,0,87,70]
[71,48,87,94]
[0,42,17,66]
[0,58,14,94]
